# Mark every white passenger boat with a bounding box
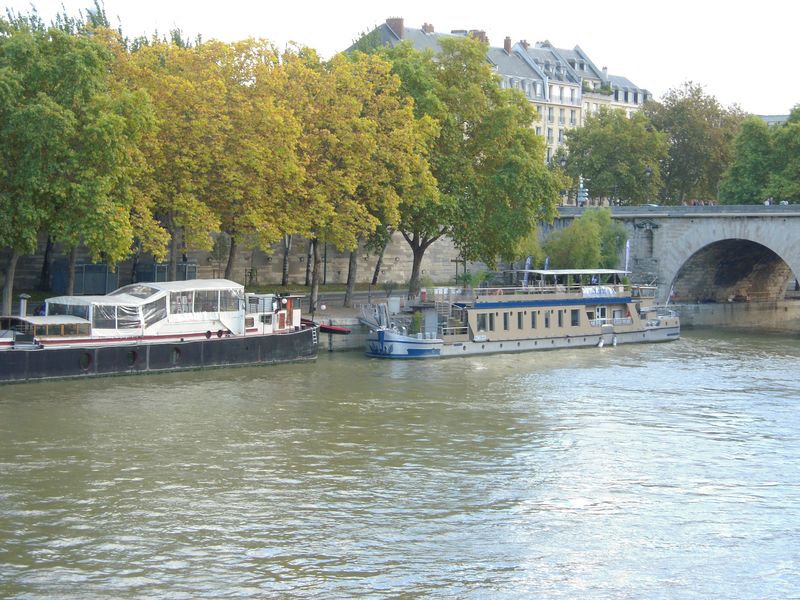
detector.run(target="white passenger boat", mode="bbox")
[361,269,679,359]
[0,279,318,382]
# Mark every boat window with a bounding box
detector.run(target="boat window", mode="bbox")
[170,291,193,314]
[531,312,537,329]
[517,312,524,329]
[220,289,241,311]
[63,323,79,336]
[571,309,580,326]
[194,290,219,312]
[544,312,551,328]
[477,314,487,332]
[503,312,510,331]
[48,302,90,320]
[117,305,141,329]
[489,313,495,331]
[558,311,564,328]
[143,296,167,327]
[110,284,159,299]
[92,304,117,329]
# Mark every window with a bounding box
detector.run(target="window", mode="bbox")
[571,309,580,326]
[544,311,551,328]
[194,290,219,313]
[558,129,564,143]
[143,296,167,327]
[117,305,141,329]
[531,312,537,328]
[220,289,241,311]
[536,126,542,136]
[92,304,116,329]
[170,291,193,314]
[489,313,496,331]
[559,86,564,101]
[503,312,510,331]
[570,109,576,125]
[547,107,554,123]
[547,128,553,142]
[559,108,565,124]
[557,310,564,328]
[110,284,158,299]
[517,312,524,329]
[477,314,487,332]
[570,88,576,103]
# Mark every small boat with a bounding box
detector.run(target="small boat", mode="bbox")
[301,318,351,335]
[360,269,679,359]
[0,279,319,383]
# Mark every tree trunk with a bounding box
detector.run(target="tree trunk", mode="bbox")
[224,234,237,280]
[371,240,387,285]
[38,236,53,291]
[408,244,425,299]
[304,239,314,287]
[344,249,358,308]
[66,246,78,296]
[1,250,21,316]
[281,234,292,287]
[310,238,321,314]
[168,218,179,282]
[129,241,141,284]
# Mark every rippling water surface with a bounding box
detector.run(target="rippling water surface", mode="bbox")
[1,330,799,598]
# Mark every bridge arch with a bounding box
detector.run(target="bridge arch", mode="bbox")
[657,220,800,303]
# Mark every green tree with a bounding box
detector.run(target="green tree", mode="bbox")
[765,105,800,203]
[643,82,745,204]
[564,108,667,204]
[0,17,165,313]
[203,39,304,279]
[383,36,560,298]
[279,47,435,311]
[718,116,773,204]
[543,208,626,269]
[120,36,226,280]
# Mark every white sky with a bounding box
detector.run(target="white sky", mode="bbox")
[5,0,798,115]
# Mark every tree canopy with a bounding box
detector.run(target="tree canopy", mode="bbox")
[564,107,667,204]
[542,208,627,270]
[382,36,560,296]
[643,82,745,204]
[0,16,165,313]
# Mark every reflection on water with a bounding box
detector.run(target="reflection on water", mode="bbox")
[1,330,800,597]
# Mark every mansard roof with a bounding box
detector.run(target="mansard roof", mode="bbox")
[487,46,542,80]
[609,74,642,91]
[520,43,581,84]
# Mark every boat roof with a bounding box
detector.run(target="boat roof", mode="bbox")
[47,278,244,307]
[2,315,90,325]
[513,269,631,276]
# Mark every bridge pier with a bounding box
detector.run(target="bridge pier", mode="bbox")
[675,300,800,332]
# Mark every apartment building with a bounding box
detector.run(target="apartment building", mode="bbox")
[360,18,650,162]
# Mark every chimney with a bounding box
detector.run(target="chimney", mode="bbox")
[469,29,488,44]
[504,36,511,53]
[18,293,30,317]
[520,39,530,50]
[386,17,405,39]
[422,22,434,34]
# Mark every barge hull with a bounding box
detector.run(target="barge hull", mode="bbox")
[0,327,318,383]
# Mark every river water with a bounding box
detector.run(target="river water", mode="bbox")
[1,330,799,598]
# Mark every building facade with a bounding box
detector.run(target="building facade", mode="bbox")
[366,18,650,163]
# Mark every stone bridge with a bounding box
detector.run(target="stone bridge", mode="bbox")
[553,206,800,313]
